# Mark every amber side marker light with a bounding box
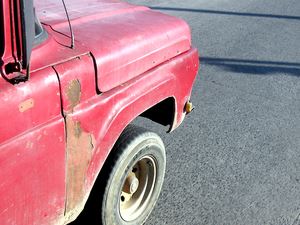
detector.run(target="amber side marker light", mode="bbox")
[185,101,194,114]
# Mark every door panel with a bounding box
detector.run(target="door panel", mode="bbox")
[0,67,66,225]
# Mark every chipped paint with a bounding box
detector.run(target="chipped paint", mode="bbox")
[25,141,34,149]
[66,80,81,110]
[18,98,34,112]
[65,116,95,220]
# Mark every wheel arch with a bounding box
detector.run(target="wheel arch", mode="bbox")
[68,96,177,223]
[138,96,176,132]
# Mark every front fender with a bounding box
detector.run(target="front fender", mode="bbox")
[59,48,198,222]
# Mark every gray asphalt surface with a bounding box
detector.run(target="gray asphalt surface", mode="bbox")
[127,0,300,225]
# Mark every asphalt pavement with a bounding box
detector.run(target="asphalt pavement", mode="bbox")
[126,0,300,224]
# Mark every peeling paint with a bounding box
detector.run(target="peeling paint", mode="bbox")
[66,80,81,110]
[18,98,34,112]
[65,116,95,219]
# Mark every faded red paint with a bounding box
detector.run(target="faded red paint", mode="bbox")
[0,0,199,224]
[34,0,192,92]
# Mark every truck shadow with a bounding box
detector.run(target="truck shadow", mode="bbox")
[201,57,300,77]
[150,6,300,21]
[69,177,104,225]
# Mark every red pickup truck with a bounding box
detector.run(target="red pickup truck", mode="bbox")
[0,0,199,224]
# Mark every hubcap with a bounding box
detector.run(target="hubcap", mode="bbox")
[123,172,139,194]
[119,155,157,221]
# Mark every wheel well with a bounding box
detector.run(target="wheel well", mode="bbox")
[67,98,176,224]
[139,97,176,131]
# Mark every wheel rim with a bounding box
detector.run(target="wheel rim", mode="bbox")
[119,155,157,221]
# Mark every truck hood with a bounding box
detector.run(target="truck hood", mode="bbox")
[35,0,191,92]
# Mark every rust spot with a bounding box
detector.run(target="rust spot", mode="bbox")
[66,80,81,110]
[19,98,34,112]
[73,121,82,138]
[65,116,95,217]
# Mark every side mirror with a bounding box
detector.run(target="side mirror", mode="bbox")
[20,0,35,70]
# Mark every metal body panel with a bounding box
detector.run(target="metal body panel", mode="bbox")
[0,0,199,224]
[85,48,199,181]
[59,48,198,222]
[0,68,66,224]
[35,0,191,92]
[30,26,90,72]
[0,67,62,144]
[53,54,97,219]
[52,49,198,222]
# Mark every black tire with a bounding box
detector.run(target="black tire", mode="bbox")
[101,125,166,225]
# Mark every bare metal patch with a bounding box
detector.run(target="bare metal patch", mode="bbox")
[19,98,34,112]
[65,116,95,218]
[66,80,81,110]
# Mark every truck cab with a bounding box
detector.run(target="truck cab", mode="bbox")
[0,0,199,224]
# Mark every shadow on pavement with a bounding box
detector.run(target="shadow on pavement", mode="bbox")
[150,6,300,21]
[201,57,300,77]
[68,175,104,225]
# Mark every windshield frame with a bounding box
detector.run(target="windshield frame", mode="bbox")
[33,8,47,46]
[0,1,4,58]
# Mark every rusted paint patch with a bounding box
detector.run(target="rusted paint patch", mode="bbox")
[65,116,95,219]
[18,98,34,112]
[73,121,82,138]
[66,79,81,110]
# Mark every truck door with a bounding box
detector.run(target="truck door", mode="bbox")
[0,1,66,224]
